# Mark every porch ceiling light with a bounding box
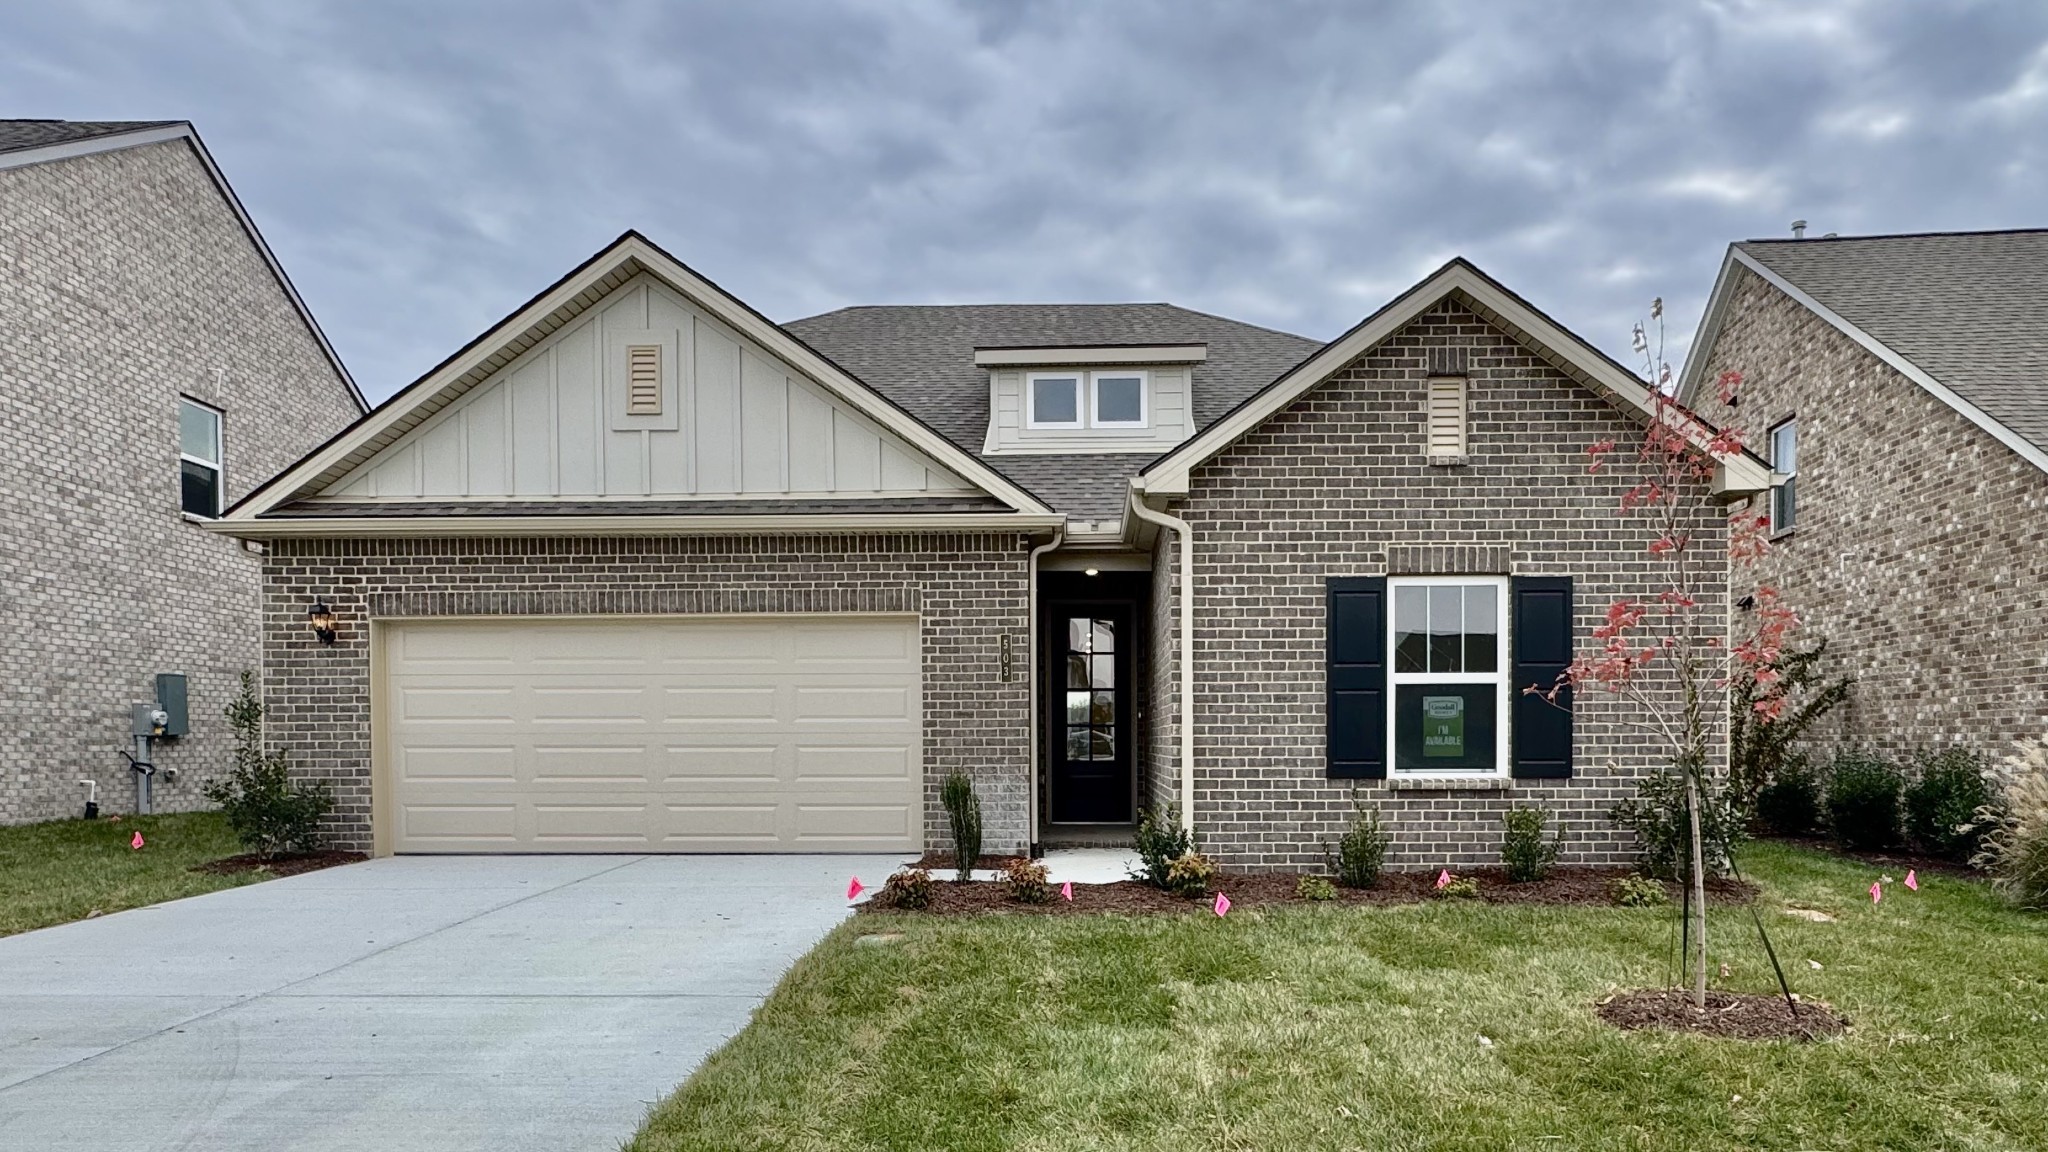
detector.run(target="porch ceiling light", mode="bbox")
[309,601,338,646]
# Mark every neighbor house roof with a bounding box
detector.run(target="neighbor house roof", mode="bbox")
[1680,229,2048,473]
[0,119,181,154]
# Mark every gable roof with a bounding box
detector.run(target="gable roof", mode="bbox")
[217,231,1060,532]
[0,119,366,412]
[1679,229,2048,474]
[1140,257,1773,498]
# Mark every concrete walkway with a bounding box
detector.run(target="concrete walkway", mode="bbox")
[0,853,902,1152]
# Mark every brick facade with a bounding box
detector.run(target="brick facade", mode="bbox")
[260,533,1033,854]
[1695,267,2048,760]
[0,139,360,823]
[1157,300,1728,870]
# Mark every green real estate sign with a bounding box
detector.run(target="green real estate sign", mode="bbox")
[1421,695,1466,758]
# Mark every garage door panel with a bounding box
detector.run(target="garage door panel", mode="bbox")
[385,616,920,853]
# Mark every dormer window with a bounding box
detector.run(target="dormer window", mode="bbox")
[1027,372,1084,428]
[1092,371,1148,427]
[979,345,1201,454]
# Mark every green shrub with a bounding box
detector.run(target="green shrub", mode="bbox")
[1905,748,1998,863]
[1295,874,1337,901]
[1500,806,1561,883]
[1432,874,1479,900]
[1002,858,1054,904]
[1130,804,1195,890]
[1611,874,1671,908]
[1729,637,1852,807]
[1969,739,2048,910]
[1825,750,1904,851]
[877,868,936,910]
[1755,755,1824,836]
[939,772,982,882]
[1610,767,1747,880]
[1329,795,1390,889]
[202,671,331,859]
[1164,851,1218,898]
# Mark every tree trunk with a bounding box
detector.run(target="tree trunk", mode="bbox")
[1686,773,1709,1010]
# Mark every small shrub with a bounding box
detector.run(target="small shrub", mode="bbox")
[877,868,936,910]
[1755,755,1824,837]
[1329,793,1390,889]
[1003,858,1054,904]
[1295,874,1338,901]
[1432,874,1479,900]
[1131,804,1195,890]
[1969,738,2048,910]
[1163,851,1218,898]
[1500,806,1562,883]
[1905,747,1998,863]
[1611,874,1670,908]
[940,771,982,882]
[203,671,331,859]
[1825,750,1904,851]
[1610,767,1748,880]
[1728,637,1853,807]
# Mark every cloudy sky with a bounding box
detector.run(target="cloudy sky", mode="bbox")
[6,1,2045,403]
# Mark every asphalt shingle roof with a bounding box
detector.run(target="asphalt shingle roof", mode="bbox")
[1739,230,2048,453]
[0,119,179,156]
[784,303,1320,518]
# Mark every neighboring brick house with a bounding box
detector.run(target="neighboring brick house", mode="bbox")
[218,232,1767,865]
[1681,229,2048,765]
[0,120,365,824]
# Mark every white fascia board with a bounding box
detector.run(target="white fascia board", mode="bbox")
[1673,247,1741,408]
[1722,248,2048,477]
[0,124,368,412]
[204,511,1066,541]
[974,344,1208,368]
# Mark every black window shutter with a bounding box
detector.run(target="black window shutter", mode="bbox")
[1326,576,1387,779]
[1511,576,1574,778]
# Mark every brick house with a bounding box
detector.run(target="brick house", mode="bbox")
[0,120,365,824]
[1681,229,2048,765]
[217,232,1766,866]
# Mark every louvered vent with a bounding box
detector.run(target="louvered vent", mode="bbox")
[626,344,662,415]
[1426,376,1467,459]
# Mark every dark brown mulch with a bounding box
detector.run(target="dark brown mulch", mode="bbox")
[192,850,367,878]
[1762,834,1975,878]
[859,866,1757,917]
[908,851,1029,872]
[1596,988,1849,1041]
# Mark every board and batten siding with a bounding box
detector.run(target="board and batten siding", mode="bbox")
[983,366,1193,454]
[319,274,972,501]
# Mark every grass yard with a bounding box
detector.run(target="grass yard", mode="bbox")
[0,811,267,936]
[631,842,2048,1152]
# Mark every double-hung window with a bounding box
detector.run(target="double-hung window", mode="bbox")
[1768,418,1797,535]
[178,398,223,518]
[1389,575,1509,775]
[1027,372,1083,428]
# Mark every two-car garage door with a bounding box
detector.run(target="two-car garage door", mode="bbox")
[380,616,922,853]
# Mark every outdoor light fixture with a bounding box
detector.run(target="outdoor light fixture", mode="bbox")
[309,601,338,645]
[1085,568,1100,577]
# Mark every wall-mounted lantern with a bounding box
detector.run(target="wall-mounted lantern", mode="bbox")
[309,601,338,646]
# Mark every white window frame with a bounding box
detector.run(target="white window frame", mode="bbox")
[1089,369,1150,429]
[1025,371,1085,429]
[1768,417,1797,536]
[1386,574,1511,779]
[178,397,224,519]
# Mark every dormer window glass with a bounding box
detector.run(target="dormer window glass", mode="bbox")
[1092,371,1148,427]
[1027,373,1083,428]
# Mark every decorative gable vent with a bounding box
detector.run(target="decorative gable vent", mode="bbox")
[1426,376,1468,461]
[626,344,663,416]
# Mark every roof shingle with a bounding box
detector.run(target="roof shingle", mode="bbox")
[0,119,180,156]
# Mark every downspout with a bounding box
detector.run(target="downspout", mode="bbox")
[1025,523,1065,856]
[1126,492,1195,836]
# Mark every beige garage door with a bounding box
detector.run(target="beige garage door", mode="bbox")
[380,615,922,853]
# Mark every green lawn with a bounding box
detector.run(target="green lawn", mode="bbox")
[0,811,267,936]
[631,842,2048,1152]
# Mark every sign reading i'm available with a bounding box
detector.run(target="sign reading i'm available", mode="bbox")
[1421,695,1466,758]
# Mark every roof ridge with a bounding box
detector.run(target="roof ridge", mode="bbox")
[1742,226,2048,245]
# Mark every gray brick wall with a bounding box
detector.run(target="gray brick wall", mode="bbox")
[1696,266,2048,760]
[259,532,1034,854]
[0,139,360,823]
[1160,300,1728,871]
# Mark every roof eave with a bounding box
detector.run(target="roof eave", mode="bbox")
[205,510,1066,541]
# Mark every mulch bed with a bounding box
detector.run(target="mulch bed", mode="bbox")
[1761,834,1975,878]
[860,866,1756,917]
[908,851,1029,872]
[1596,988,1849,1041]
[192,850,367,878]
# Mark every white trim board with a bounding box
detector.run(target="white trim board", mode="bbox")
[205,510,1065,540]
[975,344,1207,367]
[1678,246,2048,477]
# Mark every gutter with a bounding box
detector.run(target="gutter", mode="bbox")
[1025,523,1066,856]
[203,511,1068,540]
[1126,486,1195,836]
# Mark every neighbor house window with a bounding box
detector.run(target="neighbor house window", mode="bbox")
[178,398,223,517]
[1769,418,1797,535]
[1091,370,1148,428]
[1389,576,1509,775]
[1027,372,1083,428]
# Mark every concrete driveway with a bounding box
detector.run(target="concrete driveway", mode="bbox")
[0,853,905,1151]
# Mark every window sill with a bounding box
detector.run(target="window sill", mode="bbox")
[181,511,218,525]
[1426,454,1470,468]
[1386,775,1512,792]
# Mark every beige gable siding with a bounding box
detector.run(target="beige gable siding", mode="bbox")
[319,276,972,502]
[983,365,1193,454]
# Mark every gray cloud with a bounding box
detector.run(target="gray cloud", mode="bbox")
[4,0,2043,401]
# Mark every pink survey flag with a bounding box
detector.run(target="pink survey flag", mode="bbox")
[130,831,144,850]
[1061,881,1073,902]
[1904,869,1919,891]
[1213,891,1231,917]
[846,876,864,901]
[1870,880,1882,904]
[1436,869,1452,890]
